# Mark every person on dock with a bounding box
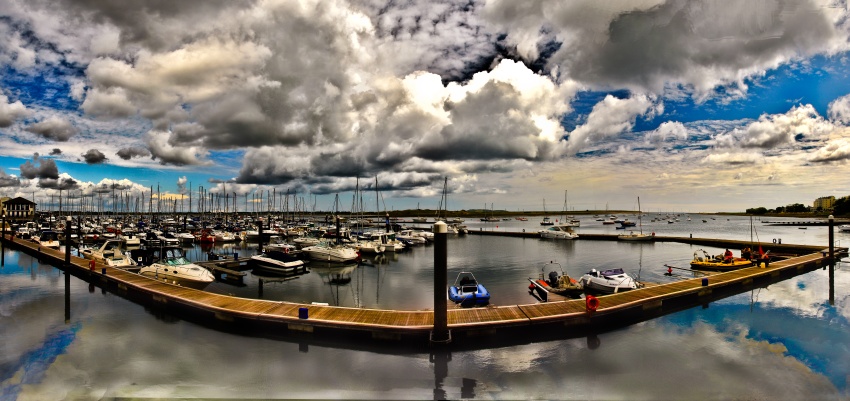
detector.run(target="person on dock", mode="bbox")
[741,247,752,260]
[723,249,733,263]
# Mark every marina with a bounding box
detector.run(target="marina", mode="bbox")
[2,213,849,399]
[0,213,843,347]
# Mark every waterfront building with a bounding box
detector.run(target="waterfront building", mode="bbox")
[1,196,36,222]
[813,196,835,210]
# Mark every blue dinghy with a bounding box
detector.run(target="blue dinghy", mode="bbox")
[448,272,490,307]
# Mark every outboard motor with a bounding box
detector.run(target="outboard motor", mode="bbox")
[548,271,559,287]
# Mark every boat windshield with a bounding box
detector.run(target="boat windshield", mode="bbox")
[165,256,191,265]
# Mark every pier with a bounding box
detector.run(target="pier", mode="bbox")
[1,231,843,349]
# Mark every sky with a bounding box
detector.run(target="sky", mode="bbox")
[2,0,850,213]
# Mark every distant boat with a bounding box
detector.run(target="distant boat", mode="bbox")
[250,250,308,275]
[539,225,579,240]
[618,197,653,241]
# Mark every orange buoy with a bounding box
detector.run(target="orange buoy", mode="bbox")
[586,295,599,312]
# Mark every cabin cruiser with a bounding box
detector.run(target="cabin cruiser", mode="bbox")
[396,230,427,245]
[137,246,215,289]
[539,225,579,240]
[579,268,640,294]
[33,230,61,250]
[250,249,307,275]
[301,240,360,263]
[81,239,135,268]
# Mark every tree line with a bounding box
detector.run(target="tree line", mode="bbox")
[746,198,850,216]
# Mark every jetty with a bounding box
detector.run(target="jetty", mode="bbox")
[1,231,843,349]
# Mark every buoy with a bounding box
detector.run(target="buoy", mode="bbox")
[667,266,672,275]
[528,283,535,290]
[586,295,599,312]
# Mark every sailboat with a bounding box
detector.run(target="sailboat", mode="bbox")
[539,199,554,226]
[617,197,654,241]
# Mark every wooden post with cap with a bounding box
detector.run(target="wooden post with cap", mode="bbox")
[829,214,835,306]
[431,220,450,344]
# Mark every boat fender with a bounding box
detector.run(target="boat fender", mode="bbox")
[586,295,599,312]
[651,232,655,236]
[528,283,535,291]
[89,259,95,271]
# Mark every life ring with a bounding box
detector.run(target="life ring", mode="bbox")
[586,295,599,312]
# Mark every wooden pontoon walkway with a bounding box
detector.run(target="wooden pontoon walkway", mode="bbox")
[1,233,843,347]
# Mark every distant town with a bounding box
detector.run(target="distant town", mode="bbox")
[745,196,848,216]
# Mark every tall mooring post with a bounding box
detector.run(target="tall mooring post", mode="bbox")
[1,210,5,267]
[829,214,835,306]
[431,221,450,344]
[64,216,72,267]
[257,219,264,254]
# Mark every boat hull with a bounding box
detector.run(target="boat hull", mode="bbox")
[448,284,490,306]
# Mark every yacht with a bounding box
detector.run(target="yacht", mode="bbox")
[302,241,360,263]
[579,268,640,294]
[138,247,215,289]
[81,239,136,268]
[538,225,579,240]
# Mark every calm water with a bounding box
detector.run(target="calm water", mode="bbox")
[2,214,849,399]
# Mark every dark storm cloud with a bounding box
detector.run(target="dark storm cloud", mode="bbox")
[81,149,107,164]
[25,116,78,141]
[0,168,21,187]
[49,148,62,155]
[116,146,151,160]
[19,153,59,180]
[38,177,78,190]
[51,0,257,50]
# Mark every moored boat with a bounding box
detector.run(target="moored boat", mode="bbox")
[250,250,307,275]
[690,248,754,271]
[302,241,360,263]
[448,271,490,307]
[538,225,578,240]
[579,268,640,294]
[81,239,136,268]
[527,262,583,301]
[137,246,215,289]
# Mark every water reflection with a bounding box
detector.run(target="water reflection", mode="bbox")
[3,217,850,398]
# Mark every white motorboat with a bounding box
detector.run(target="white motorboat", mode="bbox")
[250,250,307,274]
[138,247,215,289]
[302,241,360,263]
[396,230,427,245]
[539,225,578,240]
[579,268,640,294]
[213,230,238,243]
[292,236,322,248]
[174,232,196,244]
[81,239,136,268]
[840,224,850,233]
[33,230,61,250]
[351,240,385,254]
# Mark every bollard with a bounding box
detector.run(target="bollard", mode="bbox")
[431,221,450,344]
[298,307,308,319]
[701,277,708,286]
[234,252,238,260]
[102,267,106,275]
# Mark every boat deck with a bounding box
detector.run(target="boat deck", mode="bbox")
[1,232,842,346]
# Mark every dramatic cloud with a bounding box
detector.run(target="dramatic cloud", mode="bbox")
[0,92,30,127]
[0,168,21,187]
[714,105,833,149]
[49,148,62,155]
[116,147,151,160]
[566,94,660,153]
[827,94,850,124]
[25,116,79,142]
[484,0,849,98]
[177,176,187,194]
[144,130,211,166]
[81,149,107,164]
[19,153,58,180]
[810,138,850,163]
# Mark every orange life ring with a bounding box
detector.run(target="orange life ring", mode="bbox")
[586,295,599,312]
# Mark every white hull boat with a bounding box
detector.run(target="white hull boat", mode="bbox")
[138,247,215,289]
[302,242,360,263]
[579,268,640,294]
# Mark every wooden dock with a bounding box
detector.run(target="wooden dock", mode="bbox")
[1,232,843,348]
